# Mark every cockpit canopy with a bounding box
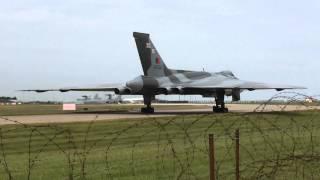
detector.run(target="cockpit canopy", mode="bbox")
[220,71,236,78]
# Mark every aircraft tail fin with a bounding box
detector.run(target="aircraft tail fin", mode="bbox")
[133,32,171,77]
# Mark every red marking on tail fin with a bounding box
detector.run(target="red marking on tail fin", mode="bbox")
[156,57,161,64]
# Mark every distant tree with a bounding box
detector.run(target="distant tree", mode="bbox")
[0,96,17,102]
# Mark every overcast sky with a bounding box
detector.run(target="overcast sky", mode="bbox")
[0,0,319,101]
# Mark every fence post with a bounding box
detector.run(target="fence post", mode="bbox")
[235,129,240,180]
[209,134,215,180]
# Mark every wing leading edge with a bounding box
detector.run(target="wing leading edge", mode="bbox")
[182,79,306,91]
[20,83,123,93]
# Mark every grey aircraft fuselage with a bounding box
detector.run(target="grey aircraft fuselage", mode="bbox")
[125,70,239,97]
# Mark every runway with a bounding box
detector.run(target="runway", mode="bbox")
[0,104,318,125]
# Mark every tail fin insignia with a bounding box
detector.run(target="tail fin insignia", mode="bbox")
[156,57,161,65]
[133,32,171,77]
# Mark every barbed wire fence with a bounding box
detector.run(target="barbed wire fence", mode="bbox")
[0,92,319,179]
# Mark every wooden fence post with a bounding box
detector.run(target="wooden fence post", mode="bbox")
[209,134,215,180]
[235,129,240,180]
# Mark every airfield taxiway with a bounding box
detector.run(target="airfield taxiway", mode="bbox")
[0,104,318,125]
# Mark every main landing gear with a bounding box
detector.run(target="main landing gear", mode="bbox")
[213,90,229,113]
[141,95,155,114]
[140,92,229,114]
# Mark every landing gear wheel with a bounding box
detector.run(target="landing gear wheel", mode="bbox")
[213,106,219,113]
[141,107,154,114]
[213,106,229,113]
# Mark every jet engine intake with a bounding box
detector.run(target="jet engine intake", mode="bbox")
[115,88,132,95]
[172,87,185,94]
[162,88,176,95]
[162,87,184,95]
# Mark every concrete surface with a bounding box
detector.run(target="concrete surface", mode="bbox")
[0,104,318,125]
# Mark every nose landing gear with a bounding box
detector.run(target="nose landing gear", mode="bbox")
[213,106,229,113]
[141,94,155,114]
[141,106,154,113]
[213,90,229,113]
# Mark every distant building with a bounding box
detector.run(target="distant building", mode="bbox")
[77,94,145,104]
[77,94,121,104]
[305,97,316,103]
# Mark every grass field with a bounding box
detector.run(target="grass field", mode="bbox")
[0,110,319,179]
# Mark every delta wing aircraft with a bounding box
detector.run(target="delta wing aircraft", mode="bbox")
[23,32,305,113]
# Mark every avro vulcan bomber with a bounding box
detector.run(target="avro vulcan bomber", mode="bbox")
[23,32,305,113]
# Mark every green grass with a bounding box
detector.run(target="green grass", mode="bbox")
[0,104,209,116]
[0,111,319,179]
